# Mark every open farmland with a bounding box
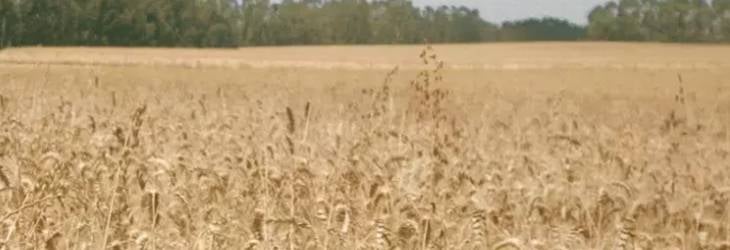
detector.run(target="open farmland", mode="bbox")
[0,42,729,249]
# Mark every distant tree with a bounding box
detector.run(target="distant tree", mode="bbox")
[714,0,730,40]
[588,2,620,40]
[240,0,270,46]
[588,0,730,42]
[0,0,594,48]
[421,6,450,43]
[450,7,487,42]
[691,0,715,41]
[370,0,422,44]
[616,0,643,40]
[0,0,19,47]
[501,17,585,41]
[323,0,371,44]
[201,0,239,47]
[18,0,67,45]
[268,0,319,45]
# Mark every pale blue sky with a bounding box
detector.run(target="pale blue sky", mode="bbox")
[413,0,612,24]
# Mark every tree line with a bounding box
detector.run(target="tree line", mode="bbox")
[4,0,730,48]
[0,0,586,48]
[587,0,730,42]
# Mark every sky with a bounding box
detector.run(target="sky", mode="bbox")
[413,0,612,25]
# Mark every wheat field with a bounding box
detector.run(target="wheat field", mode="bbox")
[0,43,729,250]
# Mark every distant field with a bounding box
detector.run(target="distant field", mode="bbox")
[2,42,729,108]
[0,43,729,249]
[3,42,730,70]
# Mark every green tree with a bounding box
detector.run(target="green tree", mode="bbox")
[616,0,644,40]
[18,0,68,45]
[587,0,730,42]
[240,0,270,45]
[713,0,730,40]
[371,0,422,44]
[321,0,371,44]
[268,0,323,45]
[588,2,620,40]
[0,0,19,47]
[0,0,601,48]
[690,0,715,41]
[450,7,486,42]
[501,17,585,41]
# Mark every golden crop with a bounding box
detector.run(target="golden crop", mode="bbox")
[0,43,729,249]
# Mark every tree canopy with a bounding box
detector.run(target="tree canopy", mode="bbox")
[0,0,591,48]
[5,0,730,48]
[500,17,586,41]
[587,0,730,42]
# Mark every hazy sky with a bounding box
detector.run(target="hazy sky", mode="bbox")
[413,0,612,24]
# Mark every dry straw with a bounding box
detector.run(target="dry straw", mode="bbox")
[0,44,728,249]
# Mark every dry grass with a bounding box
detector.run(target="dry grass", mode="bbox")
[3,42,730,70]
[0,42,729,249]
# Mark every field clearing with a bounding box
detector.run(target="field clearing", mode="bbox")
[0,43,729,249]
